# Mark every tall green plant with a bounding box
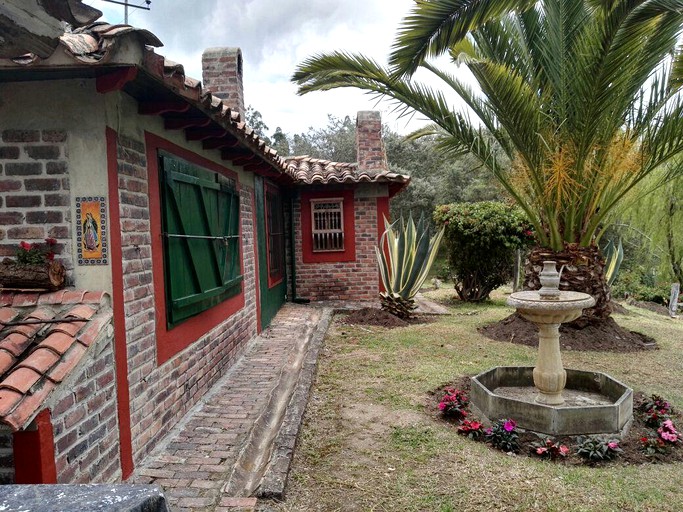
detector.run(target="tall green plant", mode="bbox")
[376,214,444,319]
[293,0,683,321]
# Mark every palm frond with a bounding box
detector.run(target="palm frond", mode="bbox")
[389,0,536,76]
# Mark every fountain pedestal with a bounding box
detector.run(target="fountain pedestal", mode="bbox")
[508,290,593,404]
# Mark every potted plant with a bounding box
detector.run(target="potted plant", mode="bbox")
[0,238,66,290]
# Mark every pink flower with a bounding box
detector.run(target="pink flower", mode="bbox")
[660,431,677,442]
[503,419,516,432]
[559,445,570,456]
[607,442,619,450]
[438,402,446,411]
[536,447,547,455]
[19,241,32,250]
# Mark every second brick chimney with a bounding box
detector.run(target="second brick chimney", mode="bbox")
[356,111,388,173]
[201,47,245,119]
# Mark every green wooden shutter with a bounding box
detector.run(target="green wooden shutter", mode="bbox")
[159,152,242,326]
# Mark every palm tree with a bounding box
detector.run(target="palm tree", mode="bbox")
[292,0,683,322]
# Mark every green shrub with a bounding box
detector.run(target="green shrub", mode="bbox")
[611,269,670,304]
[433,201,534,301]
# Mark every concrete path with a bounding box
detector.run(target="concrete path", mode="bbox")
[130,304,332,512]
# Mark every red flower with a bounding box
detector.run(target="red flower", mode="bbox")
[19,241,32,250]
[44,238,57,246]
[46,252,55,261]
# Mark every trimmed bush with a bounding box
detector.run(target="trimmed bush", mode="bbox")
[433,201,534,301]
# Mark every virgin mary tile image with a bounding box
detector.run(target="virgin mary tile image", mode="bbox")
[76,197,108,265]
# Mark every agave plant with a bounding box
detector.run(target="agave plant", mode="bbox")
[603,239,625,286]
[376,214,444,319]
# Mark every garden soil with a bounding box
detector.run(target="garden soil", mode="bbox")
[479,313,657,352]
[340,307,434,328]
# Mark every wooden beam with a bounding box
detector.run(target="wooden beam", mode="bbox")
[164,117,211,130]
[203,137,240,150]
[138,101,190,115]
[232,155,257,166]
[185,127,227,141]
[244,161,275,173]
[221,148,252,161]
[96,67,138,94]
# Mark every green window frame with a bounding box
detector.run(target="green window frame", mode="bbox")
[159,151,242,326]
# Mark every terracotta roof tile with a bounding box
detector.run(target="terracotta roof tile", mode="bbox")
[0,351,15,376]
[0,332,37,358]
[0,288,112,430]
[12,293,40,308]
[0,308,18,325]
[37,290,67,305]
[285,156,410,186]
[0,293,13,307]
[0,389,23,417]
[18,348,61,377]
[62,290,87,304]
[83,291,107,305]
[64,304,96,321]
[46,344,86,384]
[25,307,56,322]
[39,331,77,356]
[77,311,113,348]
[0,367,42,394]
[3,380,56,431]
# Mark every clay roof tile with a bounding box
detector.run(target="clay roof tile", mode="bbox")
[39,331,77,356]
[46,344,86,384]
[0,351,15,377]
[17,348,60,377]
[0,389,23,418]
[37,290,67,305]
[0,367,42,394]
[11,294,40,308]
[0,332,37,358]
[0,308,18,325]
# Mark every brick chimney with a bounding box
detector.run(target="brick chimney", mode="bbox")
[356,111,388,172]
[201,47,245,119]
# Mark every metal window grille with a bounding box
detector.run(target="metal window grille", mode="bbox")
[266,188,284,279]
[311,199,344,252]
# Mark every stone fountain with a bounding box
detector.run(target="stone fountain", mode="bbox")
[470,261,633,436]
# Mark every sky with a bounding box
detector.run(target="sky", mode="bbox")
[82,0,438,136]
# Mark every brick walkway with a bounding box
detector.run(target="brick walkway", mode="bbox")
[130,304,325,512]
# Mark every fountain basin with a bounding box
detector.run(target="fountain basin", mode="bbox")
[471,366,633,436]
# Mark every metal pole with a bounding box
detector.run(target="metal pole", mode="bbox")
[125,0,128,24]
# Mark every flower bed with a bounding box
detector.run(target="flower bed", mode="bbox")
[432,378,683,465]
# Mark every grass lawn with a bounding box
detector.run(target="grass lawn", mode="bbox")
[272,289,683,512]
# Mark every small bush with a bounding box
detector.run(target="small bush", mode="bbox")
[576,436,622,461]
[530,437,570,460]
[433,201,534,301]
[485,418,519,453]
[457,420,486,441]
[438,388,469,421]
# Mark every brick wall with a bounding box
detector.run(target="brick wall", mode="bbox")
[116,135,258,465]
[0,425,13,484]
[51,332,120,483]
[0,129,72,270]
[294,193,379,301]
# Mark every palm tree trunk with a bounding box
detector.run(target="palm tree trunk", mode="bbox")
[523,244,611,324]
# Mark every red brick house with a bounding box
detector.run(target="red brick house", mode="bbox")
[0,20,408,484]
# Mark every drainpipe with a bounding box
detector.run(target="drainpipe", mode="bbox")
[289,194,309,304]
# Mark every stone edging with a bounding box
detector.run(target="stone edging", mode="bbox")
[257,307,334,500]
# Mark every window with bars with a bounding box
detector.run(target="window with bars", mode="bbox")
[265,186,285,283]
[311,199,345,252]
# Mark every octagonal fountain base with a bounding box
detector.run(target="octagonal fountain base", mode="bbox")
[471,367,633,436]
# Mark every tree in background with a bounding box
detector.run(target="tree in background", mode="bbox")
[292,0,683,323]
